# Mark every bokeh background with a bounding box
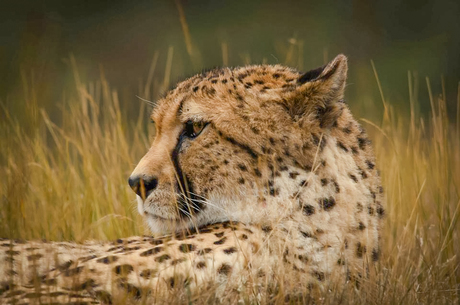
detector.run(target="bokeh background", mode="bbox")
[2,0,459,124]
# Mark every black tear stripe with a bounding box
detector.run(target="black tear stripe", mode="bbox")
[172,132,205,219]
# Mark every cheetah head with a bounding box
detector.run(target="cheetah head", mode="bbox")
[129,55,350,234]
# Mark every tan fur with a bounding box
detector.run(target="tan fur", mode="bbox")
[0,55,384,304]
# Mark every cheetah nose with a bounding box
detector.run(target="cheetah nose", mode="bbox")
[128,176,158,199]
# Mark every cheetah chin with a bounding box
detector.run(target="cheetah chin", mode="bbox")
[1,54,384,303]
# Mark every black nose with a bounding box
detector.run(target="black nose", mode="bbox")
[128,176,158,199]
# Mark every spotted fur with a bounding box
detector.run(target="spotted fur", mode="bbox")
[0,55,384,304]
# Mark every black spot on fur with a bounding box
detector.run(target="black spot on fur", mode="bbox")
[237,73,248,82]
[298,255,309,263]
[235,93,244,102]
[223,247,237,254]
[368,206,375,215]
[218,263,232,275]
[312,134,326,151]
[371,191,377,200]
[238,177,245,184]
[214,232,225,238]
[319,197,336,211]
[171,258,187,265]
[356,242,366,258]
[97,256,119,264]
[372,248,380,261]
[302,204,315,216]
[376,204,385,218]
[321,178,328,186]
[155,254,171,263]
[208,88,216,96]
[179,244,196,253]
[197,248,212,255]
[337,141,348,152]
[214,237,227,245]
[358,222,366,230]
[349,174,358,183]
[269,187,279,196]
[366,160,375,169]
[107,246,123,252]
[114,264,134,276]
[238,164,247,171]
[314,271,325,282]
[262,226,272,233]
[300,231,313,238]
[140,269,156,279]
[358,138,368,150]
[193,86,199,92]
[289,172,299,179]
[140,247,163,257]
[196,261,207,269]
[150,239,163,245]
[331,180,340,193]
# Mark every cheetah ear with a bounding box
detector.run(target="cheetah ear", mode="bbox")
[291,54,348,127]
[298,54,347,88]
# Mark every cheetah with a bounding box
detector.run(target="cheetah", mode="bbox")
[0,54,384,304]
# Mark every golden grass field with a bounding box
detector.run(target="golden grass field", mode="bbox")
[0,46,459,303]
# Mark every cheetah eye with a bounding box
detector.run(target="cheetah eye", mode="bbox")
[184,120,207,139]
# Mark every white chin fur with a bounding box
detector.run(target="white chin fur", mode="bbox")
[136,195,144,215]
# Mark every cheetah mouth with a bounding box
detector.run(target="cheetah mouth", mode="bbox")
[144,211,178,222]
[137,194,182,222]
[137,187,204,222]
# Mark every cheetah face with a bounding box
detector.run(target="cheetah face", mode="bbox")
[129,55,348,234]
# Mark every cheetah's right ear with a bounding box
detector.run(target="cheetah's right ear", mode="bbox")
[289,54,348,127]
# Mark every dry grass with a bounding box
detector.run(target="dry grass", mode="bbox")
[0,49,458,303]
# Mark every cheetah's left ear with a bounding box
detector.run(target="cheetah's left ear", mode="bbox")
[297,54,348,92]
[289,54,347,127]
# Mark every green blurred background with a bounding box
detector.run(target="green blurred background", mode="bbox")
[1,0,459,124]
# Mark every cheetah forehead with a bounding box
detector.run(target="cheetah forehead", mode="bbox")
[152,65,302,121]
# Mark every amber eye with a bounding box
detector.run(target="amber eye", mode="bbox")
[184,120,207,138]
